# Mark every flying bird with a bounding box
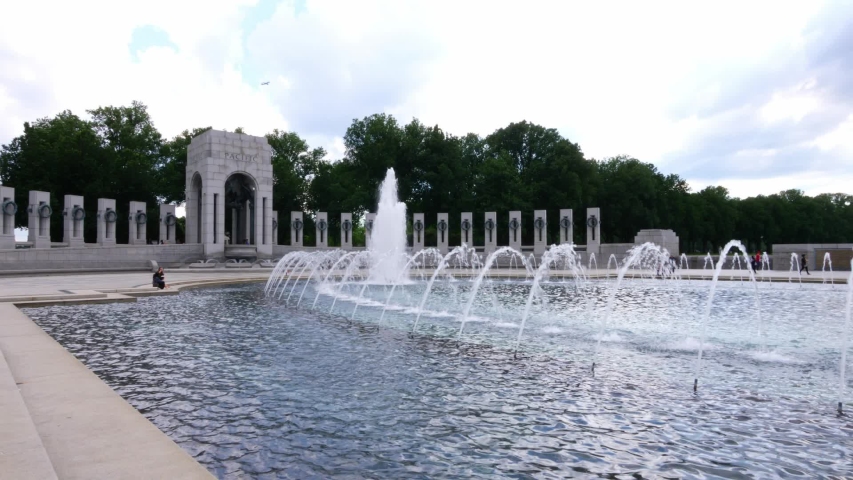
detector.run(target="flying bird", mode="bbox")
[261,81,270,85]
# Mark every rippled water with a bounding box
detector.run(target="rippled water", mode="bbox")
[25,280,853,479]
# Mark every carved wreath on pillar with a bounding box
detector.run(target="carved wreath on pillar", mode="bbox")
[461,219,471,232]
[437,219,447,233]
[272,219,278,230]
[534,217,546,232]
[1,200,17,216]
[71,206,85,221]
[586,216,599,228]
[104,209,118,223]
[508,218,520,231]
[413,219,424,233]
[292,219,303,232]
[38,204,52,218]
[342,219,352,232]
[165,213,177,226]
[365,219,374,233]
[484,218,495,231]
[317,219,328,232]
[559,216,571,230]
[135,212,147,225]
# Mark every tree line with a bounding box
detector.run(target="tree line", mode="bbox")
[1,101,851,252]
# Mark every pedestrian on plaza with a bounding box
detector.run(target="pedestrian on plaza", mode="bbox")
[800,254,810,275]
[152,267,169,289]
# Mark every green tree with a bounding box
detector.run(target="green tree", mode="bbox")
[266,129,326,244]
[0,111,106,241]
[158,127,212,204]
[87,101,164,242]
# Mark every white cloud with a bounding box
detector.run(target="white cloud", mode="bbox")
[689,169,853,199]
[811,113,853,152]
[1,0,851,199]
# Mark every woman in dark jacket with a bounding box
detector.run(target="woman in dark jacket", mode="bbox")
[153,267,169,289]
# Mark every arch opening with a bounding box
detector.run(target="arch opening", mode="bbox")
[224,173,256,245]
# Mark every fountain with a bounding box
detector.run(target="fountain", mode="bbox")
[265,170,850,407]
[823,252,834,287]
[369,168,408,284]
[22,166,853,478]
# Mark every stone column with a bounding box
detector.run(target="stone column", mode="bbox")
[128,201,147,245]
[559,209,573,244]
[97,198,117,246]
[63,194,85,246]
[27,191,51,248]
[340,213,353,250]
[315,212,328,248]
[533,209,547,255]
[290,212,303,247]
[508,210,521,252]
[230,208,238,244]
[412,213,425,252]
[260,195,273,253]
[365,213,376,249]
[483,212,497,254]
[200,185,225,257]
[244,200,252,245]
[436,212,449,254]
[0,186,17,249]
[159,204,177,244]
[460,212,473,248]
[272,210,278,246]
[586,207,601,256]
[185,180,199,244]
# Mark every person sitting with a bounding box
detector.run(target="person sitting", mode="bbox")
[152,267,169,289]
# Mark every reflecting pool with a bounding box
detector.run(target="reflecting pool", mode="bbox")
[25,281,852,478]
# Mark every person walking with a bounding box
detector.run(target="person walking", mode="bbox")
[800,253,810,275]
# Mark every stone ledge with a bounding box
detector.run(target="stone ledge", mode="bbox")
[0,304,213,479]
[0,340,58,480]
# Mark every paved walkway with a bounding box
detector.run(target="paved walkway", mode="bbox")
[0,267,847,300]
[0,266,848,479]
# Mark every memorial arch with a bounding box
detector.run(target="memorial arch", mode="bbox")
[186,130,274,258]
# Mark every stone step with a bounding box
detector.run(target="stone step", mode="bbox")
[0,335,58,480]
[0,303,214,479]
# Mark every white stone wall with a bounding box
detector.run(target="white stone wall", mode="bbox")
[315,212,329,247]
[634,229,680,256]
[63,194,85,246]
[460,212,473,248]
[340,213,353,250]
[412,213,425,251]
[0,244,204,272]
[365,213,376,249]
[186,130,274,258]
[272,210,278,245]
[771,243,853,271]
[128,201,147,245]
[27,191,51,248]
[0,186,15,249]
[483,212,497,254]
[96,198,117,246]
[585,207,601,255]
[436,213,449,253]
[559,209,573,244]
[159,204,177,244]
[508,211,522,252]
[533,209,547,254]
[290,211,303,247]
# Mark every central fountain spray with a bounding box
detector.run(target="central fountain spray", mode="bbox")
[369,168,408,284]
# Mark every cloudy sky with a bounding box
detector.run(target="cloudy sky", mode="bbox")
[2,0,852,201]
